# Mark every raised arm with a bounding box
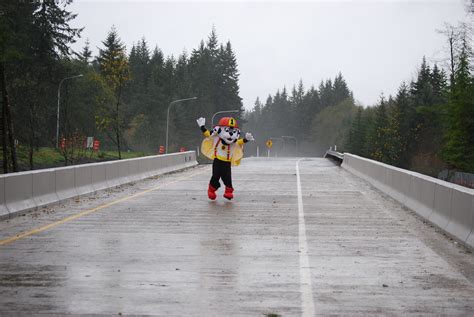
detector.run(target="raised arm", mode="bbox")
[196,117,211,137]
[237,132,255,145]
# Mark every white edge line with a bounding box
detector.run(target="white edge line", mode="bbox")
[296,158,315,316]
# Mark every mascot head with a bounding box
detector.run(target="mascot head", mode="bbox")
[213,117,241,144]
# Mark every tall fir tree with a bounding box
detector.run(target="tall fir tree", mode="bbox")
[78,39,92,65]
[443,33,474,172]
[96,26,130,159]
[392,83,412,167]
[366,96,389,162]
[346,106,365,156]
[4,0,81,170]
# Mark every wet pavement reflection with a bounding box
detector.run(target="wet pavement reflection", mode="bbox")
[1,158,473,315]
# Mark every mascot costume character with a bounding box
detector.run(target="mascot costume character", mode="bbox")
[196,116,254,200]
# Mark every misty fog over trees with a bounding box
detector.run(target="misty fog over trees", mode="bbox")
[244,23,473,177]
[1,0,473,179]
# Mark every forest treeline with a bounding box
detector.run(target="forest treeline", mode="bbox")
[1,1,242,172]
[243,73,355,157]
[244,23,473,176]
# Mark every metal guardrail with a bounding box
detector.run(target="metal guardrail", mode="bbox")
[438,169,474,189]
[324,149,344,162]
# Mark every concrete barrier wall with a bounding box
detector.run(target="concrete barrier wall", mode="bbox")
[55,166,78,201]
[90,163,108,192]
[105,161,121,188]
[0,151,197,219]
[75,165,93,196]
[139,156,154,179]
[4,172,36,215]
[342,153,474,248]
[0,177,6,218]
[128,158,141,183]
[32,169,59,207]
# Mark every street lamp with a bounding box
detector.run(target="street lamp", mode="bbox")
[282,136,298,156]
[270,137,284,157]
[56,74,83,148]
[211,109,240,127]
[270,136,284,143]
[166,97,197,154]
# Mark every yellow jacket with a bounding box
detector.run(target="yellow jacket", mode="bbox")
[201,130,244,166]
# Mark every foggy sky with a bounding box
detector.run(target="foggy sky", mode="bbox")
[69,0,469,109]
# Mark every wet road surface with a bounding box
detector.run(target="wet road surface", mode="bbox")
[0,158,473,316]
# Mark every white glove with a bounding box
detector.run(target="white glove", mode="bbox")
[245,132,254,142]
[196,117,206,127]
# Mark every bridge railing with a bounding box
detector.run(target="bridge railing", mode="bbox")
[324,147,344,162]
[341,153,474,249]
[0,151,197,220]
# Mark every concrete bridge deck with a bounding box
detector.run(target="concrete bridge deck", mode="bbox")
[0,158,473,316]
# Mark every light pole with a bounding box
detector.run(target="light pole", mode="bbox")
[270,137,284,157]
[211,109,240,127]
[270,136,284,143]
[166,97,197,154]
[56,74,83,148]
[282,136,298,156]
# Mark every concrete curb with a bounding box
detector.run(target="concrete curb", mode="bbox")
[342,153,474,248]
[0,151,197,220]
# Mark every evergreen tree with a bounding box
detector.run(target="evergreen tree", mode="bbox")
[408,58,450,172]
[430,64,448,105]
[443,33,474,172]
[411,56,434,107]
[333,72,352,105]
[346,106,365,155]
[291,80,305,105]
[366,96,389,162]
[384,98,405,165]
[126,38,151,117]
[96,26,130,159]
[293,81,318,142]
[207,27,219,58]
[2,0,81,170]
[392,83,412,167]
[31,0,82,60]
[78,39,92,64]
[0,0,35,172]
[137,46,166,151]
[245,73,355,156]
[218,41,243,112]
[319,79,333,107]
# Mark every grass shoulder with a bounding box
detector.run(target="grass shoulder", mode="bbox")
[1,147,151,173]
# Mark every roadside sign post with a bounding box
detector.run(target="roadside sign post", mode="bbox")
[86,137,94,150]
[266,140,273,158]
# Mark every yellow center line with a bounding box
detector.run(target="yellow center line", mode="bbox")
[0,168,207,246]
